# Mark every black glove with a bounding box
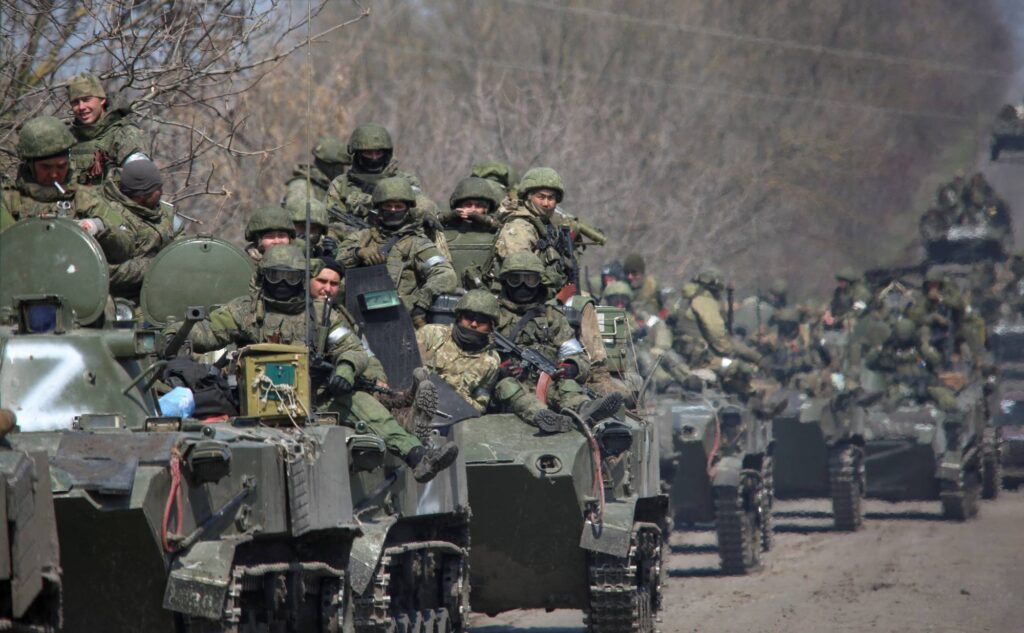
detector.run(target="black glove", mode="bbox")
[327,374,353,395]
[320,236,339,258]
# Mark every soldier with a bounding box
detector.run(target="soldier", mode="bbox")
[441,176,503,288]
[339,177,457,326]
[489,167,573,289]
[623,253,664,316]
[821,267,868,330]
[491,251,623,433]
[171,245,457,482]
[671,266,766,398]
[102,158,180,301]
[65,72,150,185]
[285,196,338,259]
[905,269,984,363]
[310,258,344,301]
[244,206,295,262]
[283,134,350,207]
[604,281,690,392]
[470,159,518,211]
[764,308,827,389]
[416,290,502,413]
[864,318,958,412]
[2,115,133,263]
[323,123,423,220]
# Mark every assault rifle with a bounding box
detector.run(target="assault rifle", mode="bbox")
[328,205,371,231]
[492,330,596,398]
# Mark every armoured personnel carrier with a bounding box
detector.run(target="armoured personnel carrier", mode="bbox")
[770,388,866,530]
[653,381,773,574]
[0,219,362,631]
[988,320,1024,490]
[857,367,993,521]
[342,264,472,631]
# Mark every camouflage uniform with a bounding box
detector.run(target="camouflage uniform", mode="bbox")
[470,159,518,212]
[763,308,826,390]
[101,168,179,301]
[623,254,663,317]
[339,178,457,322]
[864,319,957,412]
[603,281,689,392]
[283,134,350,208]
[904,269,985,362]
[490,167,572,289]
[285,196,338,260]
[417,324,500,413]
[671,269,764,398]
[2,116,134,263]
[441,177,502,289]
[65,73,150,186]
[177,245,423,458]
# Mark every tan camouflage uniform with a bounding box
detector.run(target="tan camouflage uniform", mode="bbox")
[416,324,500,413]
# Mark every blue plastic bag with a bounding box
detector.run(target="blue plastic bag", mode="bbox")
[159,386,195,417]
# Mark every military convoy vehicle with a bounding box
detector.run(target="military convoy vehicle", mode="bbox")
[857,366,995,521]
[991,103,1024,161]
[988,320,1024,490]
[770,388,866,530]
[342,264,473,631]
[0,219,366,631]
[654,382,773,574]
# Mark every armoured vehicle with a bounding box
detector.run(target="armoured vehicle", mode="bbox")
[342,264,472,631]
[988,320,1023,490]
[0,219,362,631]
[463,298,666,630]
[924,224,1010,266]
[857,366,995,520]
[991,103,1024,161]
[770,388,866,531]
[0,410,62,632]
[654,382,773,574]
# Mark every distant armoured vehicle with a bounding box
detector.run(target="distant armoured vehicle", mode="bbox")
[991,103,1024,161]
[654,381,773,574]
[0,219,363,631]
[770,388,866,530]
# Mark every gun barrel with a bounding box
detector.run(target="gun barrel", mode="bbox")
[163,305,208,358]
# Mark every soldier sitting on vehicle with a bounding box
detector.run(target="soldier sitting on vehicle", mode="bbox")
[470,159,519,212]
[765,308,829,391]
[339,177,458,328]
[670,266,767,399]
[3,115,134,264]
[283,133,350,208]
[65,72,150,186]
[623,253,665,318]
[440,177,503,289]
[905,269,985,364]
[416,290,502,413]
[285,195,338,260]
[244,206,295,263]
[101,158,181,302]
[490,252,623,433]
[820,267,870,331]
[168,244,458,482]
[864,318,958,412]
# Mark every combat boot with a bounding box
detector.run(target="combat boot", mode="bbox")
[411,370,439,442]
[533,409,574,433]
[409,443,460,483]
[577,392,624,425]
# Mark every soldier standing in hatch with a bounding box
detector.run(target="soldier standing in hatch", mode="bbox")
[339,177,457,328]
[821,268,869,331]
[623,253,664,317]
[65,72,150,186]
[170,244,457,482]
[244,206,296,263]
[440,176,503,288]
[489,251,623,433]
[2,115,134,264]
[102,158,180,302]
[283,134,350,208]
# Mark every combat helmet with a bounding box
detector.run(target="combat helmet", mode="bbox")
[348,123,393,153]
[500,250,546,277]
[17,116,75,160]
[835,267,860,283]
[603,281,634,308]
[894,318,918,344]
[455,289,500,322]
[623,253,646,276]
[284,197,329,230]
[245,206,296,243]
[449,177,501,213]
[372,177,417,208]
[693,266,725,291]
[517,167,564,202]
[471,160,518,190]
[312,134,351,166]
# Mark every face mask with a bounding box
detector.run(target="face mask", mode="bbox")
[504,283,540,305]
[452,322,490,352]
[378,210,406,229]
[356,151,389,173]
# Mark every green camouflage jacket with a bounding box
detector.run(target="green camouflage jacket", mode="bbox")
[69,106,150,185]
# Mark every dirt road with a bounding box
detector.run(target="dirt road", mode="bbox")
[469,493,1024,632]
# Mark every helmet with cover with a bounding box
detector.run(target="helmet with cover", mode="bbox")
[17,116,76,160]
[259,244,306,302]
[500,251,546,304]
[348,123,393,173]
[245,206,296,243]
[450,176,501,214]
[517,167,564,203]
